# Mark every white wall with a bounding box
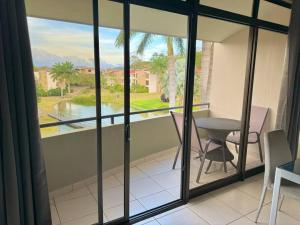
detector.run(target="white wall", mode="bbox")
[252,30,287,131]
[209,28,249,120]
[209,28,287,129]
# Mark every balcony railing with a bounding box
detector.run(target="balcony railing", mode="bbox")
[40,102,210,128]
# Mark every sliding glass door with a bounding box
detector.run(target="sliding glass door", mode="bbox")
[98,0,126,223]
[128,4,188,215]
[188,16,250,190]
[25,0,291,223]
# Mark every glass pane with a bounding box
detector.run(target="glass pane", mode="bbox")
[258,0,291,26]
[98,0,125,222]
[191,16,249,189]
[27,6,95,137]
[26,1,98,224]
[129,5,188,214]
[200,0,253,16]
[246,29,287,170]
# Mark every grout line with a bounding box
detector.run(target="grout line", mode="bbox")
[60,212,98,225]
[225,215,247,225]
[53,199,63,225]
[85,183,98,202]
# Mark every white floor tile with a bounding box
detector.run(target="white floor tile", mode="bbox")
[151,170,181,189]
[130,177,163,199]
[61,213,98,225]
[166,185,181,198]
[236,180,272,203]
[189,195,242,225]
[142,220,161,225]
[115,167,147,184]
[211,187,259,215]
[88,176,121,193]
[139,191,176,210]
[54,186,90,202]
[103,185,125,209]
[51,204,61,225]
[154,205,187,219]
[130,200,146,216]
[157,208,209,225]
[50,185,73,199]
[104,200,146,220]
[136,160,172,176]
[279,196,300,221]
[134,217,157,225]
[228,217,257,225]
[246,205,300,225]
[91,185,135,204]
[55,195,97,223]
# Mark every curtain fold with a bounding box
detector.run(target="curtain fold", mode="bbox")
[0,0,51,224]
[285,0,300,159]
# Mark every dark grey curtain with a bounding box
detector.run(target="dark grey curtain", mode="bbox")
[0,0,51,224]
[285,0,300,159]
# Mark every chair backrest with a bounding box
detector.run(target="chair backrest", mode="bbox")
[250,106,269,134]
[170,111,202,153]
[264,130,292,186]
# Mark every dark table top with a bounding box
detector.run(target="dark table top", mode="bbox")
[280,159,300,176]
[195,117,241,131]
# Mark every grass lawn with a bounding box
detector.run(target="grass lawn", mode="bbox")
[130,98,168,110]
[71,88,168,110]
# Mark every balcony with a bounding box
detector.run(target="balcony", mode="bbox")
[45,106,265,224]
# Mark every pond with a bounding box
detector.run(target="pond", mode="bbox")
[52,101,167,133]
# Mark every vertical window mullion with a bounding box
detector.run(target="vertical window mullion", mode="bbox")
[181,0,198,202]
[92,0,104,223]
[123,0,130,221]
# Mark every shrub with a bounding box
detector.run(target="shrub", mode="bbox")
[109,84,124,93]
[47,88,67,96]
[36,84,47,97]
[73,73,95,88]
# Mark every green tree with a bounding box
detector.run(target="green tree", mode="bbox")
[115,32,185,107]
[50,61,78,96]
[150,53,168,97]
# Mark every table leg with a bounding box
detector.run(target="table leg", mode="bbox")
[222,144,227,173]
[269,169,282,225]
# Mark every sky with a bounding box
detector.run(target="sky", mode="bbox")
[27,17,202,66]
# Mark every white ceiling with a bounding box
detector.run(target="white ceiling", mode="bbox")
[25,0,290,42]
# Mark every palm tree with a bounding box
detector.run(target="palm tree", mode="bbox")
[115,32,185,107]
[50,61,78,97]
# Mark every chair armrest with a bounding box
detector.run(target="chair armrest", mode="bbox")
[249,131,260,138]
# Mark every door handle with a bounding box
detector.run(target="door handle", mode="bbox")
[125,124,130,142]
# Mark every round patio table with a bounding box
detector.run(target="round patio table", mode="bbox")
[195,117,241,172]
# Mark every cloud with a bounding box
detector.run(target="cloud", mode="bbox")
[28,17,94,59]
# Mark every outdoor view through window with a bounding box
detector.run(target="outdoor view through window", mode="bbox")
[27,17,205,137]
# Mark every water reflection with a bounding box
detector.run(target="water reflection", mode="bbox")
[52,101,168,133]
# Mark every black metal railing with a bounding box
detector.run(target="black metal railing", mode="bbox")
[39,102,210,128]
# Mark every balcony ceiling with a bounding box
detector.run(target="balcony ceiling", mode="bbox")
[25,0,290,42]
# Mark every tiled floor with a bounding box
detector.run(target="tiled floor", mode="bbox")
[49,145,275,225]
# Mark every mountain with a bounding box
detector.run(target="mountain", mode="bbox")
[31,48,114,70]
